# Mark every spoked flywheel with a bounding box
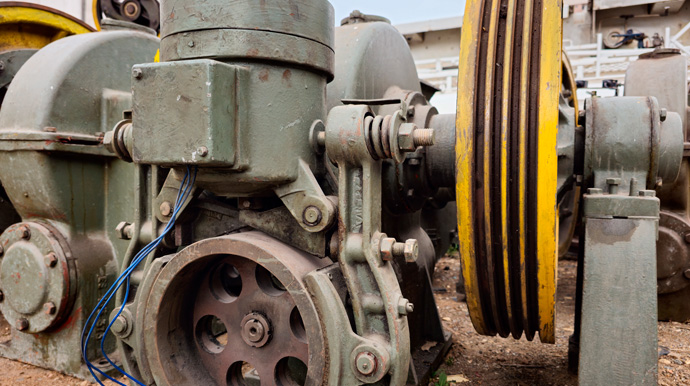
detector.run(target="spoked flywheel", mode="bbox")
[138,232,330,385]
[456,0,562,343]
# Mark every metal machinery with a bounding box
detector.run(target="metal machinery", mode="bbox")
[0,1,686,386]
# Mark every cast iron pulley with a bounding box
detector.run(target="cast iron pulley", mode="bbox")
[456,0,561,343]
[137,232,329,386]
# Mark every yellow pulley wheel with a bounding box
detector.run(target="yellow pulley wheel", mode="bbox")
[456,0,562,343]
[0,2,94,53]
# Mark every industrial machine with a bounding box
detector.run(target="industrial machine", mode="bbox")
[0,0,686,385]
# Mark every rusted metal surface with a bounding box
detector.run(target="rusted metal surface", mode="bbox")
[135,232,330,386]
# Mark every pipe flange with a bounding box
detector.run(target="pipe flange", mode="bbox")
[0,222,75,333]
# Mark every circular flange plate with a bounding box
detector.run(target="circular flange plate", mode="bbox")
[456,0,561,343]
[0,222,75,333]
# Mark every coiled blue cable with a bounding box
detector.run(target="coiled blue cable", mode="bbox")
[81,166,197,385]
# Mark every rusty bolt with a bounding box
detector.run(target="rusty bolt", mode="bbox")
[44,252,58,268]
[116,222,132,240]
[19,225,30,240]
[684,269,690,280]
[379,238,396,261]
[302,206,322,226]
[660,108,668,122]
[0,290,4,303]
[390,239,418,263]
[43,302,57,315]
[397,123,418,151]
[16,318,29,331]
[355,352,377,376]
[159,201,172,217]
[132,68,143,79]
[413,128,435,147]
[197,146,208,157]
[397,297,414,315]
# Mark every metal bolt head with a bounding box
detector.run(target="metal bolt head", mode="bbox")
[355,352,377,376]
[159,201,172,217]
[188,41,195,47]
[302,206,322,226]
[44,252,58,268]
[197,146,208,157]
[660,108,668,122]
[112,315,128,334]
[19,226,30,240]
[379,238,396,261]
[43,302,56,315]
[132,68,143,79]
[397,123,418,151]
[403,239,419,263]
[116,221,132,240]
[397,297,414,315]
[16,318,29,331]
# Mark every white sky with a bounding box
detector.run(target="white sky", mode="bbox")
[329,0,466,25]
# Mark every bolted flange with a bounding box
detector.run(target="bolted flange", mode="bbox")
[240,312,272,348]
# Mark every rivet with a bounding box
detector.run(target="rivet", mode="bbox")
[197,146,208,157]
[16,318,29,331]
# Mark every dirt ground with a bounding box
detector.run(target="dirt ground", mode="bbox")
[0,255,688,386]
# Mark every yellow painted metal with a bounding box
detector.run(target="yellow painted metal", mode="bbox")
[456,0,488,336]
[500,0,517,335]
[518,0,534,336]
[92,0,102,31]
[0,3,93,53]
[456,0,562,343]
[535,0,562,344]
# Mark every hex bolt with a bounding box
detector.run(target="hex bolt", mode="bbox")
[660,108,668,122]
[197,146,208,157]
[391,239,418,263]
[0,290,4,303]
[412,129,435,147]
[43,302,57,315]
[132,68,143,79]
[159,201,172,217]
[44,252,58,268]
[684,269,690,280]
[397,297,414,315]
[16,318,29,331]
[605,178,621,195]
[355,352,377,376]
[302,206,323,227]
[19,225,30,240]
[241,199,252,209]
[116,222,132,240]
[111,315,128,335]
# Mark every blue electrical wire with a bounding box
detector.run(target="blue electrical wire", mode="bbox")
[81,166,197,386]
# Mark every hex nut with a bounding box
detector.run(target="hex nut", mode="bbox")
[132,68,143,79]
[379,238,396,261]
[116,222,132,240]
[403,239,419,263]
[16,318,29,331]
[397,123,418,151]
[43,302,57,315]
[44,253,58,268]
[159,201,172,217]
[19,226,30,240]
[397,297,414,315]
[112,315,128,334]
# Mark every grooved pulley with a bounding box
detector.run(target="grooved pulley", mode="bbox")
[455,0,562,343]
